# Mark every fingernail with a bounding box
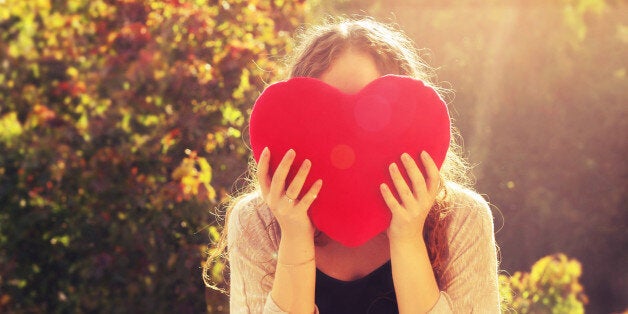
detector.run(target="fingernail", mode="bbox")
[421,151,428,160]
[389,163,398,172]
[303,159,311,168]
[262,147,269,155]
[380,183,388,191]
[401,153,411,161]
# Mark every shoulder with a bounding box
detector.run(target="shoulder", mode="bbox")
[226,192,280,299]
[446,182,491,213]
[442,182,495,245]
[227,191,280,249]
[436,184,501,312]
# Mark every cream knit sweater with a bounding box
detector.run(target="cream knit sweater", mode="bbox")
[227,183,501,313]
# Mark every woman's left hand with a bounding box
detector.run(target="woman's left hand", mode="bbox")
[380,151,441,243]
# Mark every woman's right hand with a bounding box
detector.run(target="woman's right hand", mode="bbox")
[256,147,323,238]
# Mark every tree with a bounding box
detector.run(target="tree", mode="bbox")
[0,0,307,312]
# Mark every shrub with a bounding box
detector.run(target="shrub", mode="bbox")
[0,0,306,312]
[500,253,589,314]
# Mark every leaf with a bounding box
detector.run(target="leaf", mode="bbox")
[197,157,212,184]
[0,112,23,144]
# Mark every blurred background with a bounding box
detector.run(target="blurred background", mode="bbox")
[0,0,625,313]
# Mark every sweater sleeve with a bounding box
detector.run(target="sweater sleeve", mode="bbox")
[227,194,288,314]
[429,187,501,313]
[228,188,500,313]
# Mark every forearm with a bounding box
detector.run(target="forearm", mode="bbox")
[271,234,316,314]
[390,238,440,314]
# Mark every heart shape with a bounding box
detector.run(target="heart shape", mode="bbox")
[249,75,450,247]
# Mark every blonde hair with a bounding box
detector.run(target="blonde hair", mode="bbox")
[204,16,472,291]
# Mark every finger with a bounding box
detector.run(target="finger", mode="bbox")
[269,149,296,199]
[420,151,441,195]
[256,147,271,197]
[401,152,427,198]
[285,159,311,199]
[296,179,323,211]
[380,183,404,216]
[388,162,416,207]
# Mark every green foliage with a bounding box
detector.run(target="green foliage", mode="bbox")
[0,0,306,312]
[500,254,589,314]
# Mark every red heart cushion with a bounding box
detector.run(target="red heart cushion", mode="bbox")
[249,75,450,247]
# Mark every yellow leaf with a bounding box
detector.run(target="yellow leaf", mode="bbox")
[67,66,79,79]
[0,112,23,144]
[231,68,251,100]
[208,226,221,242]
[197,157,212,184]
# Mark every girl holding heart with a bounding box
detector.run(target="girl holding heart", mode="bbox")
[205,17,500,314]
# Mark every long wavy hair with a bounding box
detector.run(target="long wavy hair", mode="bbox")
[203,16,472,291]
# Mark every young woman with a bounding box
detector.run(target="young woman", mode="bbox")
[205,17,500,314]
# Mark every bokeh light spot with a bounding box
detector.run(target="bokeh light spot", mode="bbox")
[354,95,392,131]
[330,144,355,170]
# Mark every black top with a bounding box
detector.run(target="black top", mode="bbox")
[315,260,398,314]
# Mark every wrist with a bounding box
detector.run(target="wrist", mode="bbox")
[278,232,315,265]
[280,227,315,244]
[278,218,315,239]
[388,230,424,247]
[389,234,427,254]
